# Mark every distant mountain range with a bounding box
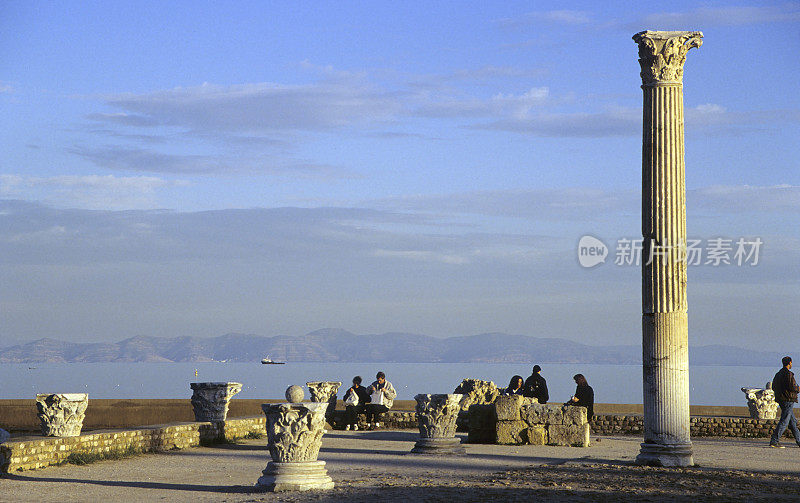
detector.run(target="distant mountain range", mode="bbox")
[0,329,786,366]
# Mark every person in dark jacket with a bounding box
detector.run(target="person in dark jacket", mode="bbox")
[523,365,549,404]
[343,376,370,431]
[566,373,594,420]
[503,375,525,396]
[770,356,800,447]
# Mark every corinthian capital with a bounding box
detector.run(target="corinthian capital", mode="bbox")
[633,30,703,85]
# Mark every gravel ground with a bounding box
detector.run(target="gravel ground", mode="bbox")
[3,431,800,502]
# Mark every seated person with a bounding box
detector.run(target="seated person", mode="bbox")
[503,375,525,396]
[565,373,594,420]
[343,375,371,431]
[365,371,396,429]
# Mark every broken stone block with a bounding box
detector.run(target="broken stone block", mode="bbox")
[562,405,587,425]
[547,423,590,447]
[496,420,527,445]
[543,405,564,425]
[494,395,524,421]
[522,403,546,426]
[527,425,547,445]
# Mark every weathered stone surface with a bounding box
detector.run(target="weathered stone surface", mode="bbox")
[633,29,702,468]
[190,382,242,422]
[563,405,588,426]
[257,400,333,492]
[256,460,334,492]
[0,428,9,444]
[414,394,461,439]
[494,395,525,421]
[35,393,88,437]
[543,405,564,425]
[305,381,342,404]
[741,386,778,420]
[410,437,465,455]
[453,379,500,411]
[548,424,590,447]
[496,420,527,445]
[306,381,342,421]
[286,385,304,403]
[527,425,547,445]
[262,402,327,463]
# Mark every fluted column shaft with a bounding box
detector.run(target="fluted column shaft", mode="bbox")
[633,30,702,467]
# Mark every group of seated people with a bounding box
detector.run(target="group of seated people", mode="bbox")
[341,371,396,430]
[503,365,594,419]
[339,366,594,431]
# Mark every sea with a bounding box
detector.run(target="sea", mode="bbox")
[0,362,774,406]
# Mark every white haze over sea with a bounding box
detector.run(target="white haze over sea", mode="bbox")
[1,363,774,406]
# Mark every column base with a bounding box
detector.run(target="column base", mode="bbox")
[635,442,693,467]
[411,437,466,455]
[256,461,334,492]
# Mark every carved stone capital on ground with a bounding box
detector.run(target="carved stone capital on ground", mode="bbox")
[257,400,333,492]
[412,394,465,455]
[415,393,462,438]
[741,386,778,420]
[190,382,242,422]
[633,30,703,86]
[35,393,88,437]
[262,402,328,463]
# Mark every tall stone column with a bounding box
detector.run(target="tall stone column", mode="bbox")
[633,30,702,467]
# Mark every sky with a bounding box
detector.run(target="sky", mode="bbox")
[1,1,798,349]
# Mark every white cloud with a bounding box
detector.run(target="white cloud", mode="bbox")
[691,185,800,213]
[641,4,800,28]
[0,174,189,210]
[99,80,400,133]
[497,10,593,29]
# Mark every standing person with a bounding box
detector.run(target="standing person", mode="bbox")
[770,356,800,448]
[503,375,525,396]
[566,373,594,421]
[365,371,396,430]
[523,365,549,404]
[343,376,370,431]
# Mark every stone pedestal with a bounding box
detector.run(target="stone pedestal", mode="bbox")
[411,394,465,455]
[306,381,342,423]
[190,382,242,422]
[256,399,334,492]
[742,385,778,420]
[453,379,500,431]
[633,30,703,468]
[35,393,88,437]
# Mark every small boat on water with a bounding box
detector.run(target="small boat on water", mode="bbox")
[261,356,285,365]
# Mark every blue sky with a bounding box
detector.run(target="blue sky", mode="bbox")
[1,1,798,348]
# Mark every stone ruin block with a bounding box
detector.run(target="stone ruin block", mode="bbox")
[454,378,500,431]
[494,395,524,421]
[496,420,527,445]
[527,425,547,446]
[562,405,587,426]
[547,424,590,447]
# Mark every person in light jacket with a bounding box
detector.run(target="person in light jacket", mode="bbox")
[365,371,396,430]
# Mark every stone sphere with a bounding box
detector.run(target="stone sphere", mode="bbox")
[285,385,304,403]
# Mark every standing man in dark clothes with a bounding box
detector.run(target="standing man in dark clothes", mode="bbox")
[770,356,800,448]
[523,365,549,404]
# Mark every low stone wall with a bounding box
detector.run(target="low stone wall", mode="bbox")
[329,410,417,430]
[0,417,266,473]
[592,414,786,438]
[468,396,590,447]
